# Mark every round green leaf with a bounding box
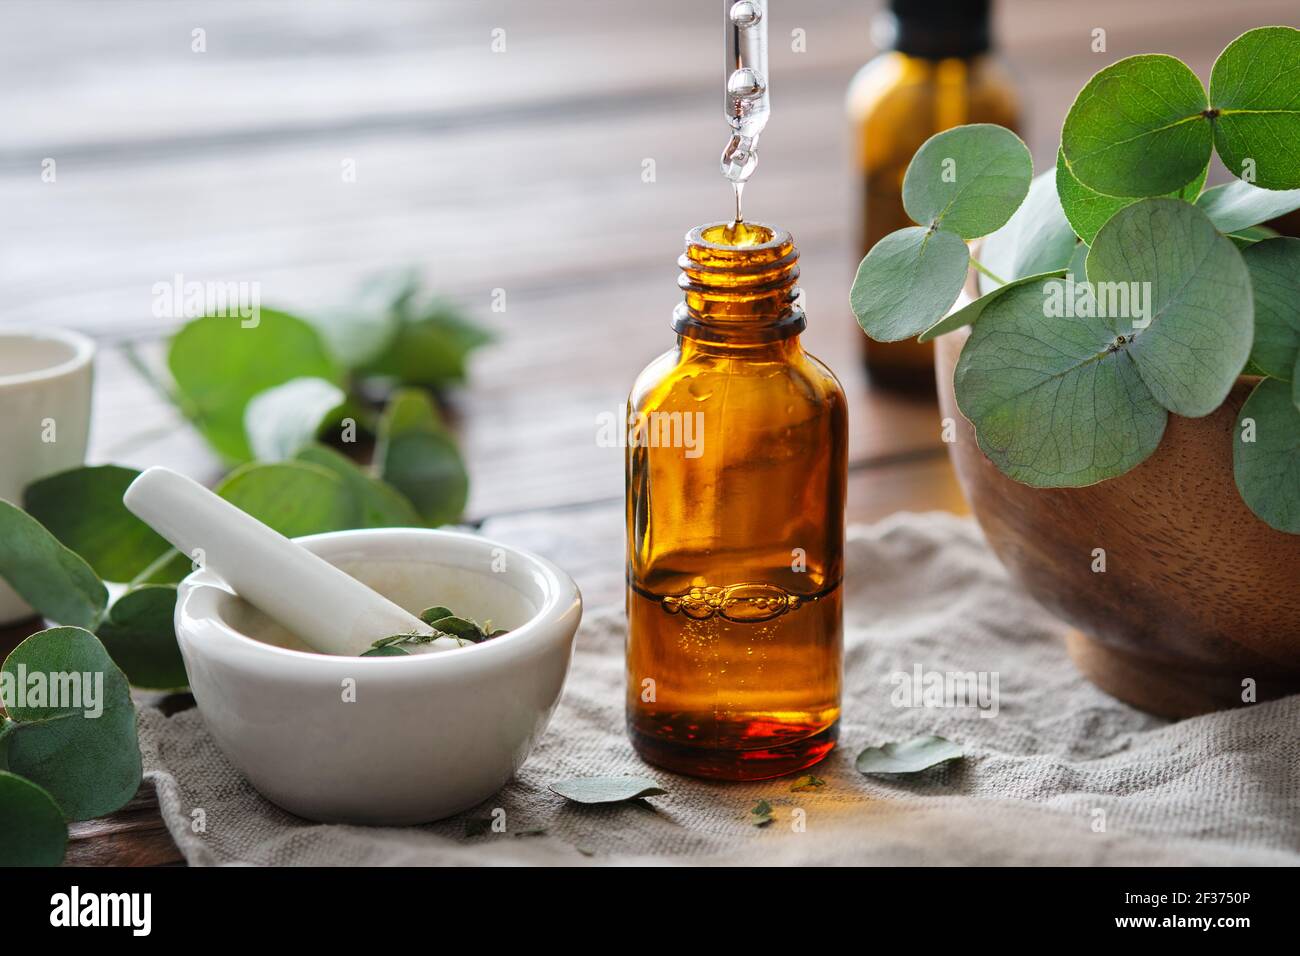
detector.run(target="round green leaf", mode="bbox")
[1057,147,1207,245]
[294,444,422,528]
[359,301,493,388]
[360,645,409,657]
[0,501,106,631]
[23,465,170,582]
[1241,238,1300,381]
[305,271,408,370]
[168,309,342,463]
[1229,226,1281,249]
[901,124,1033,239]
[1062,54,1211,198]
[1066,241,1089,283]
[850,226,969,342]
[1196,180,1300,235]
[1234,378,1300,533]
[1209,27,1300,191]
[1087,199,1253,417]
[376,390,469,526]
[977,168,1077,295]
[244,377,347,462]
[97,585,186,691]
[215,460,359,537]
[2,627,141,821]
[1056,147,1129,245]
[954,280,1167,487]
[0,771,67,866]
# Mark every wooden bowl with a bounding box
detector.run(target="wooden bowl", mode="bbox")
[935,328,1300,718]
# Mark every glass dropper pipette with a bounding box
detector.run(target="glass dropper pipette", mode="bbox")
[720,0,770,224]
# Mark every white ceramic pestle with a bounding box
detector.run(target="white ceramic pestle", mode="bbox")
[123,466,433,656]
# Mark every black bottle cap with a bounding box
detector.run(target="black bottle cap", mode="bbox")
[885,0,993,59]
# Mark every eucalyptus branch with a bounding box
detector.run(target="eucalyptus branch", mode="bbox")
[969,258,1007,287]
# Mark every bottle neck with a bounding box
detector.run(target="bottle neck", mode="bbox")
[673,221,805,346]
[883,0,992,60]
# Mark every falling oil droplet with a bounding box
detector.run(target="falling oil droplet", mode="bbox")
[733,181,744,224]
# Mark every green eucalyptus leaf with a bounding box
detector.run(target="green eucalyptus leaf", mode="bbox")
[1241,238,1300,381]
[358,300,493,388]
[1056,147,1129,244]
[954,280,1167,487]
[919,270,1065,343]
[1209,27,1300,191]
[1067,242,1089,283]
[305,271,409,370]
[216,460,358,537]
[22,465,169,583]
[1062,54,1211,198]
[376,389,469,526]
[244,377,347,462]
[168,310,342,463]
[2,627,141,820]
[418,605,455,625]
[1087,199,1253,417]
[294,444,422,528]
[851,227,969,342]
[0,772,67,866]
[856,735,964,775]
[1196,180,1300,235]
[429,616,484,642]
[360,645,410,657]
[901,124,1033,239]
[1227,227,1279,248]
[1056,147,1207,245]
[1229,225,1280,248]
[750,798,775,826]
[0,501,106,630]
[977,168,1077,296]
[549,776,667,805]
[96,585,186,691]
[1234,378,1300,533]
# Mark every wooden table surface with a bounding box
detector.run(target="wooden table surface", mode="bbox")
[1,0,1292,865]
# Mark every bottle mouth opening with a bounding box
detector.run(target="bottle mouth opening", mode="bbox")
[689,221,787,253]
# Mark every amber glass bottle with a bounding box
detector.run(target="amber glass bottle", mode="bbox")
[626,221,846,781]
[849,0,1020,392]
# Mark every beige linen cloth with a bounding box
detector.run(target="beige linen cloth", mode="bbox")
[138,512,1300,865]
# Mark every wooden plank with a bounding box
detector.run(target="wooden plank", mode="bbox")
[2,0,1290,159]
[0,1,863,158]
[65,783,182,867]
[5,0,1291,340]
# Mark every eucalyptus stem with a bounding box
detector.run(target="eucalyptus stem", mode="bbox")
[128,548,182,588]
[969,258,1007,287]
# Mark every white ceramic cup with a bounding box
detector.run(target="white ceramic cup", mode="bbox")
[0,327,96,625]
[174,528,583,825]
